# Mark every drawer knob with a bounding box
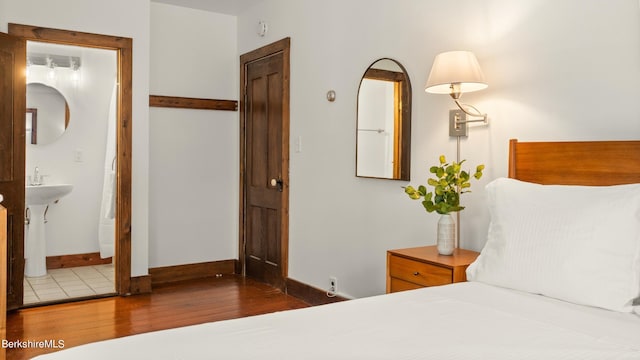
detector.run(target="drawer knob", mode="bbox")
[413,271,420,276]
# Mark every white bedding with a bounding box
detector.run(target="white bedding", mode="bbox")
[34,282,640,359]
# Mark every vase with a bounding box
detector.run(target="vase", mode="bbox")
[437,213,455,255]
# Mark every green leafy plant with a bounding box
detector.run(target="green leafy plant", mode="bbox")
[404,155,484,214]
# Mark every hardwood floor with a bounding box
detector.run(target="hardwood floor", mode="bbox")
[6,275,310,359]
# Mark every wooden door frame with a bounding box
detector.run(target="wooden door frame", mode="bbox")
[239,38,290,283]
[0,31,26,310]
[8,24,132,296]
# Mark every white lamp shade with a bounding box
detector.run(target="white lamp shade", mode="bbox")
[425,51,488,94]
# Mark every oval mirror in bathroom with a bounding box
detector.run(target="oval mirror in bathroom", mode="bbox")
[356,58,411,180]
[26,82,70,145]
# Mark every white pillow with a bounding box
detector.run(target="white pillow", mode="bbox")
[466,178,640,312]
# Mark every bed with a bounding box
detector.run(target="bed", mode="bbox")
[35,139,640,359]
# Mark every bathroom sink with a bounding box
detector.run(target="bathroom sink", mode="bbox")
[26,184,73,206]
[25,184,73,277]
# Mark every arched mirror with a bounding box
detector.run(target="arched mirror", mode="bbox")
[26,82,70,145]
[356,58,411,180]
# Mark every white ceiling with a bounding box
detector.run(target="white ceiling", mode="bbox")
[151,0,264,15]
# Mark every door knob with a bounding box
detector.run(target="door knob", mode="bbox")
[270,178,284,191]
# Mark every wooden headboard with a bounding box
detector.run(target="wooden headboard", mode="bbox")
[508,139,640,186]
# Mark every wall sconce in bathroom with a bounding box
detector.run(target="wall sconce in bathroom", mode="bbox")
[26,57,32,78]
[27,53,82,82]
[70,59,80,83]
[425,50,488,137]
[46,56,56,80]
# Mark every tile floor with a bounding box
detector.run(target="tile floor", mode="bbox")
[24,264,115,304]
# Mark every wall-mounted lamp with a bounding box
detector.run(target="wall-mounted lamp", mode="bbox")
[46,56,56,80]
[26,57,32,79]
[425,50,488,137]
[27,53,82,83]
[424,50,489,250]
[70,59,80,83]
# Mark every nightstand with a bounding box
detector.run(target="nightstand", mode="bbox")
[386,245,479,293]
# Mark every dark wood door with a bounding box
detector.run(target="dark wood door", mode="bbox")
[241,39,290,290]
[0,32,26,310]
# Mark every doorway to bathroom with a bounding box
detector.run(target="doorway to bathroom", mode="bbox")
[3,24,133,310]
[22,40,117,305]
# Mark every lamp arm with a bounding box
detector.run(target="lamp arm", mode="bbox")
[454,99,487,123]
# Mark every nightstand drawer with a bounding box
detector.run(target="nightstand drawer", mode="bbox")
[389,277,425,293]
[388,255,452,287]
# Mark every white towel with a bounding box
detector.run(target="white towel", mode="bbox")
[105,170,115,220]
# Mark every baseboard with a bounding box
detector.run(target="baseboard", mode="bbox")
[149,259,238,286]
[46,252,112,269]
[285,278,348,306]
[129,275,152,294]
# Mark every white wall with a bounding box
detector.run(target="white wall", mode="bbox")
[1,0,151,277]
[148,3,239,267]
[237,0,640,298]
[26,44,116,257]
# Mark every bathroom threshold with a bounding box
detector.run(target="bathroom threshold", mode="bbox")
[23,264,115,307]
[20,291,117,309]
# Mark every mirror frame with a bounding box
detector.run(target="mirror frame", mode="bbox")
[356,58,411,181]
[26,108,37,145]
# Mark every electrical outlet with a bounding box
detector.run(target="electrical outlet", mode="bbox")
[329,276,338,294]
[73,148,84,163]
